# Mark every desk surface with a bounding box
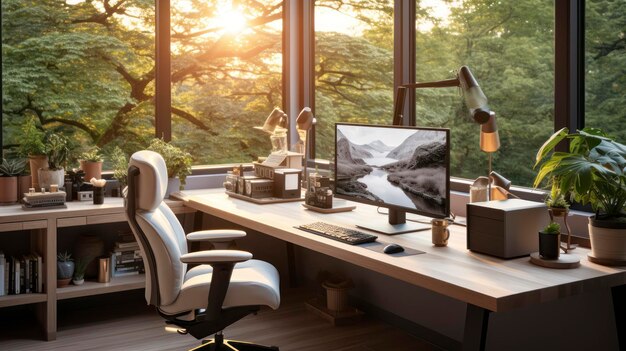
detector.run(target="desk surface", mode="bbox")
[177,188,626,313]
[0,197,191,225]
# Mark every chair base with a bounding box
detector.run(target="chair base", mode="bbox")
[190,338,279,351]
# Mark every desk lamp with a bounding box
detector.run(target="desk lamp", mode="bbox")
[255,107,289,153]
[296,107,316,188]
[393,66,501,199]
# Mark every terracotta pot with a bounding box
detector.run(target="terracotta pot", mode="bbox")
[38,168,65,191]
[0,176,18,204]
[80,160,103,181]
[57,278,71,288]
[589,217,626,262]
[18,175,32,197]
[28,155,48,189]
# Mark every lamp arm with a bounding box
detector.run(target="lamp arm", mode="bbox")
[400,78,460,89]
[393,79,461,125]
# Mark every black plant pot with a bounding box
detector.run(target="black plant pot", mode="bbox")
[538,231,560,259]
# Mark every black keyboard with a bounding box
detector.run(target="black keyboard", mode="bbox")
[297,222,377,245]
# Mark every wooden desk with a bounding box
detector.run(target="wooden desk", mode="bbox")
[0,197,195,340]
[176,188,626,351]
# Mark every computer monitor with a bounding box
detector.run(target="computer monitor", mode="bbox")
[335,123,450,235]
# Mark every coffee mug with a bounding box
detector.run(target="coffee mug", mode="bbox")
[431,218,450,247]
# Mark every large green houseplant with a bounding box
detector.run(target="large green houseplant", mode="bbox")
[534,127,626,263]
[147,138,192,195]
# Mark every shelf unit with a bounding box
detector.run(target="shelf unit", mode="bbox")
[0,197,195,341]
[57,274,145,301]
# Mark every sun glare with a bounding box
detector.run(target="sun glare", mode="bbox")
[214,6,247,34]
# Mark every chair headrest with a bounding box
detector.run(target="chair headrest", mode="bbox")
[129,150,168,211]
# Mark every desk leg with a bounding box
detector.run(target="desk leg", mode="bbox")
[463,304,491,351]
[612,284,625,350]
[286,242,298,288]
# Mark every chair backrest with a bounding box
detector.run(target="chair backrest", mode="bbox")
[125,150,189,307]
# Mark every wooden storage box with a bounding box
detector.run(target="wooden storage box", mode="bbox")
[467,199,549,258]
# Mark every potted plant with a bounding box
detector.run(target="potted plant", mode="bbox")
[534,127,626,263]
[39,134,70,191]
[0,158,26,204]
[72,257,90,285]
[57,251,74,288]
[147,138,192,196]
[79,147,103,181]
[19,117,48,189]
[109,146,128,196]
[539,222,561,259]
[544,181,570,217]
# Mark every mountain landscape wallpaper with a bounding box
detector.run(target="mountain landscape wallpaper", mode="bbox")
[335,124,448,217]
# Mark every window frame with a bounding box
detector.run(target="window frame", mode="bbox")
[0,0,586,186]
[305,0,583,192]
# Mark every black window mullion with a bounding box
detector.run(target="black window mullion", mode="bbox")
[155,0,171,141]
[555,0,583,152]
[394,0,416,126]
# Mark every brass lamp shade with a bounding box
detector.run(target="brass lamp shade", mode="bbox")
[479,112,500,153]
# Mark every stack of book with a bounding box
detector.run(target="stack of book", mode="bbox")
[111,233,144,278]
[22,191,67,210]
[0,251,43,296]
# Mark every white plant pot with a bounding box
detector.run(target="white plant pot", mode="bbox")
[72,278,84,286]
[589,219,626,261]
[38,168,65,191]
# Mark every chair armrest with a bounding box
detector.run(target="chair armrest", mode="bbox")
[186,230,246,242]
[180,250,252,264]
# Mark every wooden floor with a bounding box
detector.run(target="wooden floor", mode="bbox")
[0,290,438,351]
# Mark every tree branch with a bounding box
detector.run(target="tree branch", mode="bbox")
[171,107,217,135]
[43,118,100,141]
[71,0,128,26]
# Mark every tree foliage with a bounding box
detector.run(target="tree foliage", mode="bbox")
[2,0,624,188]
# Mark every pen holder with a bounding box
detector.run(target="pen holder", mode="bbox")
[93,187,104,205]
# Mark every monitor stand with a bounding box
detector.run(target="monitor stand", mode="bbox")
[356,209,430,235]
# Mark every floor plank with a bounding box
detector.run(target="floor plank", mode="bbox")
[0,290,439,351]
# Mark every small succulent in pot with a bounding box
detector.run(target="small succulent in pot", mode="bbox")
[73,257,91,285]
[539,222,561,259]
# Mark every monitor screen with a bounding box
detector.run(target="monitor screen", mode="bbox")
[335,123,450,220]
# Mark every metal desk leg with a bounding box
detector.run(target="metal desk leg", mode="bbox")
[612,284,625,350]
[463,304,491,351]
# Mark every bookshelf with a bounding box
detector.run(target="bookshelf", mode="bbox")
[0,292,47,308]
[0,197,195,341]
[57,274,145,300]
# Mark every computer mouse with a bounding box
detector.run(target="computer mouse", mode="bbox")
[383,244,405,254]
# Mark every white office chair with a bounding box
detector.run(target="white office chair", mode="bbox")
[125,150,280,351]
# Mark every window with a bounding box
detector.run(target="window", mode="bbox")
[314,1,394,161]
[169,0,284,164]
[2,0,155,161]
[584,0,625,140]
[413,0,555,187]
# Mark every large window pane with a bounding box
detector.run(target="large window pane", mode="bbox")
[170,0,283,164]
[415,0,555,187]
[585,0,625,140]
[314,0,394,160]
[2,0,155,160]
